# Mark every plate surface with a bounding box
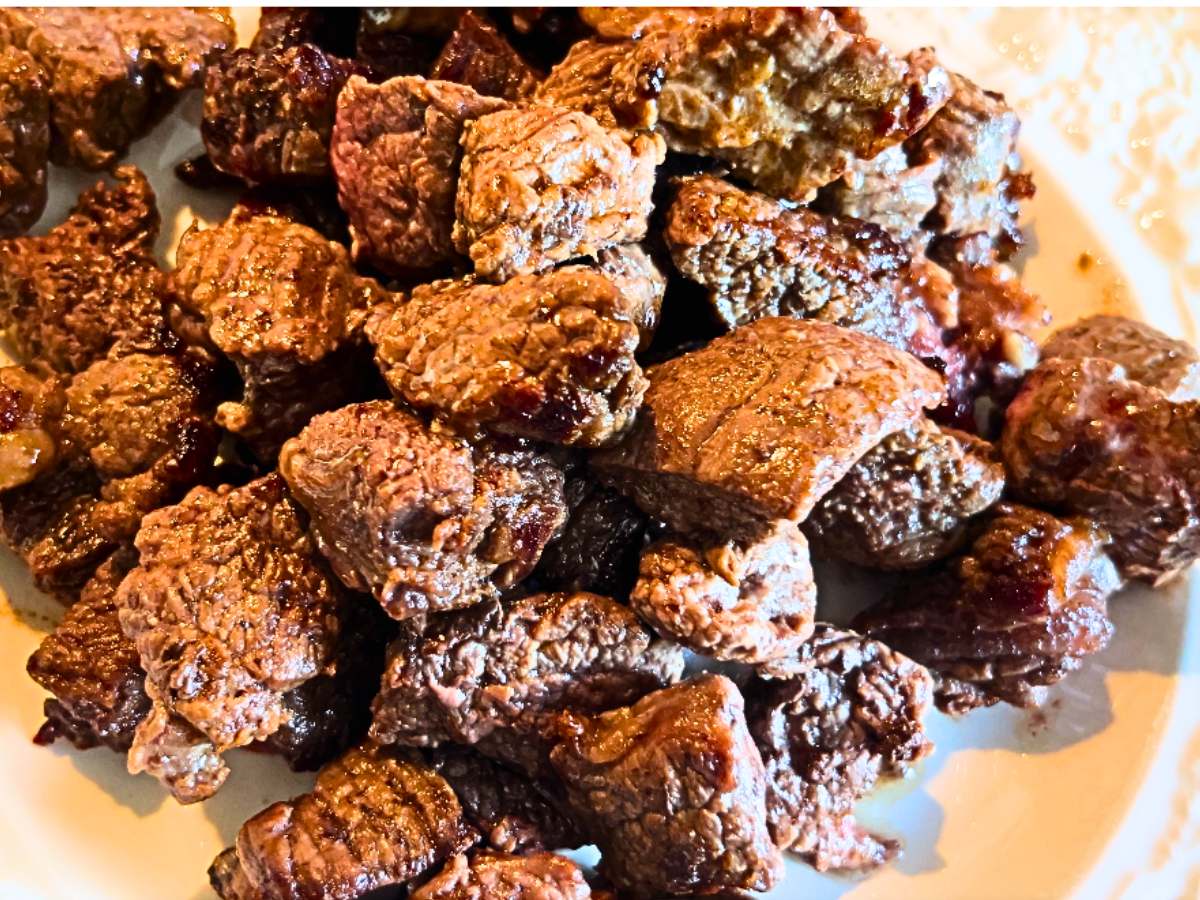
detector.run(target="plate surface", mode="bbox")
[0,9,1197,900]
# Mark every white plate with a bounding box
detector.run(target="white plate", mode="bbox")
[1,9,1197,900]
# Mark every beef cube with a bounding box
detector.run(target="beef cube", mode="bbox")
[331,75,509,275]
[209,743,477,900]
[0,8,233,170]
[279,401,566,620]
[534,40,626,128]
[368,267,648,447]
[549,674,783,897]
[594,243,665,351]
[0,166,173,375]
[430,11,539,101]
[663,175,957,359]
[816,144,941,247]
[453,106,663,281]
[170,208,383,460]
[0,364,64,491]
[593,318,945,534]
[117,475,345,802]
[748,626,935,872]
[804,418,1005,570]
[371,592,685,778]
[1003,355,1200,584]
[630,520,817,664]
[0,44,49,235]
[413,851,592,900]
[855,504,1119,711]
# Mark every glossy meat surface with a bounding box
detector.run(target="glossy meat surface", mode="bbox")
[430,11,539,101]
[0,44,49,235]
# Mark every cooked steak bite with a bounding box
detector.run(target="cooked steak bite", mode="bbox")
[594,243,665,351]
[413,851,592,900]
[368,267,648,447]
[1003,355,1200,585]
[209,743,477,900]
[0,364,64,491]
[631,520,817,664]
[855,504,1119,712]
[453,105,663,281]
[578,7,710,40]
[279,401,566,620]
[0,44,49,236]
[332,75,509,275]
[817,144,941,246]
[805,418,1005,570]
[0,166,172,375]
[549,674,783,897]
[593,318,945,534]
[748,625,935,872]
[371,592,685,777]
[431,11,539,101]
[534,39,626,128]
[127,702,230,804]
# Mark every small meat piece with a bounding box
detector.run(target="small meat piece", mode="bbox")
[413,851,592,900]
[550,674,783,897]
[534,40,626,128]
[331,75,509,274]
[0,166,172,375]
[855,503,1119,711]
[371,592,685,777]
[279,401,566,620]
[664,175,956,357]
[631,521,817,664]
[209,743,477,900]
[127,703,230,804]
[805,418,1005,570]
[0,44,49,235]
[430,11,539,101]
[203,44,364,184]
[117,475,344,801]
[369,267,647,447]
[170,209,383,459]
[1003,356,1200,585]
[817,144,941,246]
[0,364,64,491]
[593,318,945,534]
[453,105,664,281]
[594,243,665,351]
[1,8,233,170]
[748,625,935,872]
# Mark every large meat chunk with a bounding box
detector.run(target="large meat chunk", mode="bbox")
[593,318,945,534]
[748,626,935,872]
[331,75,509,275]
[0,166,172,375]
[116,475,344,802]
[209,743,477,900]
[0,44,49,235]
[1003,354,1200,585]
[369,267,647,447]
[371,592,685,777]
[855,503,1119,712]
[663,175,956,358]
[550,674,783,897]
[805,418,1005,570]
[430,11,539,101]
[631,520,817,663]
[0,8,233,170]
[413,851,592,900]
[279,401,566,620]
[453,105,663,281]
[170,208,383,459]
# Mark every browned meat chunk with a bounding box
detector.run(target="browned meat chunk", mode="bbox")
[748,626,935,872]
[371,592,684,777]
[369,267,647,447]
[594,243,665,351]
[1003,355,1200,584]
[331,75,509,275]
[414,851,592,900]
[280,401,566,620]
[170,208,383,459]
[550,674,783,897]
[0,166,172,375]
[209,743,477,900]
[0,8,233,170]
[817,144,941,246]
[631,520,817,663]
[0,364,64,491]
[117,475,345,802]
[579,7,710,40]
[855,504,1119,712]
[453,106,663,281]
[534,40,625,128]
[0,44,49,235]
[663,175,956,358]
[431,11,539,101]
[593,318,946,534]
[805,418,1005,570]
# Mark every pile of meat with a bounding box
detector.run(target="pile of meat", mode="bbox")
[3,7,1196,899]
